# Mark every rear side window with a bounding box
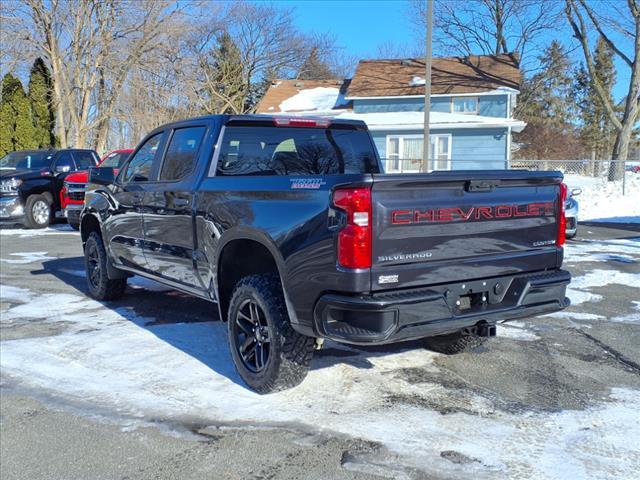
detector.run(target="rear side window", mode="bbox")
[215,126,379,176]
[160,126,206,181]
[72,151,98,169]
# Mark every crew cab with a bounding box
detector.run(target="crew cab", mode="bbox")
[1,149,99,228]
[80,115,571,393]
[61,149,133,230]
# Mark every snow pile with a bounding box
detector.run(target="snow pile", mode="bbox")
[564,173,640,223]
[278,87,341,112]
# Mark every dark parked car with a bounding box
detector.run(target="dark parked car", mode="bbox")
[79,115,571,393]
[0,149,99,228]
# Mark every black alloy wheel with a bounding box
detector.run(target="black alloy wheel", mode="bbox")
[233,299,271,373]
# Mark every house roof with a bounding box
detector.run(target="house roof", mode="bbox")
[346,54,521,98]
[255,79,351,113]
[333,111,526,132]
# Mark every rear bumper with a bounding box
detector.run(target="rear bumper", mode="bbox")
[0,196,25,223]
[313,269,571,345]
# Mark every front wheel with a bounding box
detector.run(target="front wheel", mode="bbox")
[24,194,51,229]
[227,273,315,393]
[84,232,127,300]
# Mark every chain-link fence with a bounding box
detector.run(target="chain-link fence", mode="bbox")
[379,158,638,196]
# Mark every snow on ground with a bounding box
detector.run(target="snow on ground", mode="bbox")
[563,238,640,307]
[0,224,76,237]
[564,173,640,223]
[0,251,56,264]
[2,280,640,479]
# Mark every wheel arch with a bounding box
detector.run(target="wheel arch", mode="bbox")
[215,231,297,326]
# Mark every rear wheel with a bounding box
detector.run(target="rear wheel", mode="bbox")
[423,328,488,355]
[227,273,315,393]
[24,194,51,229]
[84,232,127,300]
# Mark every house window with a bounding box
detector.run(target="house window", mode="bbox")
[452,96,478,114]
[385,134,452,172]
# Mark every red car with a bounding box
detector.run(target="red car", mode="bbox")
[61,149,133,229]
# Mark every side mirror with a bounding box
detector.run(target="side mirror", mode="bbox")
[55,165,71,174]
[89,167,115,186]
[571,188,582,197]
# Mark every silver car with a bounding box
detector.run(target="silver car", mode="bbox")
[565,187,581,239]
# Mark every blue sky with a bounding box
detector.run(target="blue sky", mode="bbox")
[274,0,416,59]
[269,0,632,102]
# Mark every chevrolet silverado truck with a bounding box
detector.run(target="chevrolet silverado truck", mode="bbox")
[1,148,99,228]
[80,115,571,393]
[61,149,133,230]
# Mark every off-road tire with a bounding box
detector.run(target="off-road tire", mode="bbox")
[227,273,315,393]
[423,329,488,355]
[84,231,127,300]
[24,194,51,229]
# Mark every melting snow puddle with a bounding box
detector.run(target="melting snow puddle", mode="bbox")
[2,284,639,479]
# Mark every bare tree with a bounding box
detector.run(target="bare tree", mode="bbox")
[411,0,561,71]
[18,0,189,152]
[184,2,339,115]
[565,0,640,180]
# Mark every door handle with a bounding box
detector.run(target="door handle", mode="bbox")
[173,198,190,208]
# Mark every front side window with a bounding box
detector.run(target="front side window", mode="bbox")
[215,126,378,176]
[101,152,130,169]
[452,96,478,114]
[122,133,163,183]
[54,152,75,172]
[72,151,98,169]
[160,126,206,181]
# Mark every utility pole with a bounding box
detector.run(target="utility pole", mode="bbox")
[422,0,433,171]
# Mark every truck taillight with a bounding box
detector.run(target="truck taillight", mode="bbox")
[273,117,331,128]
[556,182,567,247]
[333,187,372,269]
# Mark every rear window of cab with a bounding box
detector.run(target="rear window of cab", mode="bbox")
[215,126,380,176]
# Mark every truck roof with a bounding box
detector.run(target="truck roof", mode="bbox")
[149,114,368,133]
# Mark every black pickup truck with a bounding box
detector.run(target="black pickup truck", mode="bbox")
[80,115,570,393]
[0,149,99,228]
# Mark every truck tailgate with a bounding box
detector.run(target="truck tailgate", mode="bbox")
[371,171,563,291]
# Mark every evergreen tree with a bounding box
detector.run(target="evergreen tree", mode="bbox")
[519,41,575,129]
[574,38,617,160]
[204,32,246,114]
[297,48,334,80]
[0,84,13,157]
[514,41,580,159]
[0,74,37,156]
[28,58,56,148]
